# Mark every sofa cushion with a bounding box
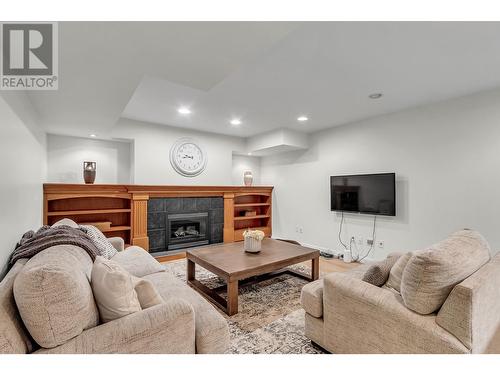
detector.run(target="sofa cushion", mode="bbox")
[401,230,491,315]
[362,253,401,286]
[143,270,229,354]
[111,246,165,277]
[385,252,412,292]
[301,279,324,318]
[91,257,142,323]
[13,245,99,348]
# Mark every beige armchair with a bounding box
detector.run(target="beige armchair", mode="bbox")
[301,254,500,354]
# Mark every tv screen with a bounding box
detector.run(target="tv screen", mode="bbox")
[330,173,396,216]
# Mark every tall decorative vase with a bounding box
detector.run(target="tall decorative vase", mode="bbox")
[244,171,253,186]
[83,161,96,184]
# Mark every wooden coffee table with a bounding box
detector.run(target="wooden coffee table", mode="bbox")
[186,238,320,315]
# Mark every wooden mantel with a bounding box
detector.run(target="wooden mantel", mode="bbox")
[43,184,274,251]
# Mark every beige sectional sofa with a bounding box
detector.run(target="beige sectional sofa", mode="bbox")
[301,242,500,354]
[0,240,229,354]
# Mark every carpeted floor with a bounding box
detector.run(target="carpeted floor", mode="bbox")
[163,259,325,354]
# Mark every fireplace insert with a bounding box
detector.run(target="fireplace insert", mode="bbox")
[166,212,209,250]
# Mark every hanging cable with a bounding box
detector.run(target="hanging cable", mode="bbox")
[338,212,349,251]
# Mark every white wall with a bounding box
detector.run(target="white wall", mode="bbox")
[114,118,246,185]
[231,155,261,185]
[0,93,46,277]
[47,134,132,184]
[261,88,500,260]
[46,119,257,187]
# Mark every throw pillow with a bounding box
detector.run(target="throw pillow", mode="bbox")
[81,225,117,259]
[132,276,164,309]
[362,253,401,286]
[91,256,142,323]
[401,230,491,315]
[385,252,413,292]
[13,246,99,348]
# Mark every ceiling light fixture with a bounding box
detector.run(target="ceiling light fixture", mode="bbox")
[178,107,191,115]
[89,134,97,138]
[247,152,252,156]
[368,93,383,99]
[297,116,308,122]
[230,119,242,126]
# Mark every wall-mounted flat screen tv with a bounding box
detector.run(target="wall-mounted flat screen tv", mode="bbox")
[330,173,396,216]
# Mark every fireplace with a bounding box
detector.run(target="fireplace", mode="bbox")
[147,197,224,254]
[167,212,209,250]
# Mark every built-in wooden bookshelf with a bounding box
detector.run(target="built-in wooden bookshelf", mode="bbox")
[44,193,133,245]
[231,192,272,241]
[43,184,273,250]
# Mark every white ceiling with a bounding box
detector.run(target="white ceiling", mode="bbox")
[25,21,298,137]
[25,22,500,138]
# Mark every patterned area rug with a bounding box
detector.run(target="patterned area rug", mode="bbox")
[163,259,325,354]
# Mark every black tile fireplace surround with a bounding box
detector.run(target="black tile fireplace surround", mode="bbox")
[147,197,224,253]
[167,212,209,250]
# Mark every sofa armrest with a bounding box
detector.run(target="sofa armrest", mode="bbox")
[35,298,195,354]
[436,255,500,353]
[108,237,125,252]
[322,272,468,353]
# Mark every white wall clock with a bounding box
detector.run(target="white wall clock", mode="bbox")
[169,137,207,177]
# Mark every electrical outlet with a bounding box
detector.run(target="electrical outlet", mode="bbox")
[357,237,364,246]
[299,227,303,234]
[377,240,385,249]
[366,238,374,246]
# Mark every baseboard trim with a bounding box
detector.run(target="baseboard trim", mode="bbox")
[154,252,186,263]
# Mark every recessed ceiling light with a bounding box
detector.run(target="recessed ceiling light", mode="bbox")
[89,134,97,138]
[369,93,383,99]
[178,107,191,115]
[230,119,242,126]
[247,152,252,156]
[297,116,308,122]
